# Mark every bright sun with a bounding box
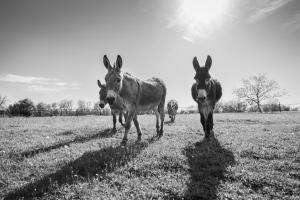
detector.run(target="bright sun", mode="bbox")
[175,0,231,41]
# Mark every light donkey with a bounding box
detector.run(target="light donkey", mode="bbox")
[103,55,166,145]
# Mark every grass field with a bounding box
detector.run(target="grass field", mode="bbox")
[0,112,299,199]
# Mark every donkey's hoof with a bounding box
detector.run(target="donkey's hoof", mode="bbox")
[157,130,163,137]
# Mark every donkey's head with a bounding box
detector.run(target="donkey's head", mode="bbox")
[193,55,212,103]
[97,80,107,108]
[103,55,123,105]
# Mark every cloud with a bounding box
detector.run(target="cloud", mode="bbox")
[182,35,195,43]
[0,74,80,92]
[167,0,234,42]
[248,0,293,23]
[282,13,300,32]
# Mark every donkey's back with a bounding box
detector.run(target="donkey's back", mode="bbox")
[137,77,166,110]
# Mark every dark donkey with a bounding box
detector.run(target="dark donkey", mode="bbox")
[97,80,126,131]
[191,55,222,138]
[103,55,166,145]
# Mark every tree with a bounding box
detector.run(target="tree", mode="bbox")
[94,101,100,111]
[59,99,73,115]
[77,100,86,112]
[233,74,286,113]
[51,102,59,116]
[65,100,73,114]
[77,100,86,115]
[221,100,247,113]
[36,102,51,116]
[59,100,68,115]
[8,98,35,117]
[0,95,7,109]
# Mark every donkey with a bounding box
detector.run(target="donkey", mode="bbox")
[167,99,178,122]
[103,55,166,145]
[191,55,222,139]
[97,80,126,131]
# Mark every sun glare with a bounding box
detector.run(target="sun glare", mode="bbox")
[174,0,231,41]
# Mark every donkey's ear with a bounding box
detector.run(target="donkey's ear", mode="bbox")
[103,55,112,71]
[205,55,212,70]
[193,57,200,71]
[97,80,102,88]
[116,55,122,71]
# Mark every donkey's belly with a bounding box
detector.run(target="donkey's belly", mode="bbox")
[111,108,123,115]
[138,79,164,107]
[137,102,160,112]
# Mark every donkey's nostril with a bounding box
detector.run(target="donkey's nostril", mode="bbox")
[106,97,115,105]
[198,96,206,102]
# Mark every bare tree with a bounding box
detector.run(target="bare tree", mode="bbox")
[65,100,73,113]
[0,95,7,109]
[94,101,100,110]
[77,100,86,111]
[59,99,69,115]
[233,74,286,113]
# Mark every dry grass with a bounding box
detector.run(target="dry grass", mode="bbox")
[0,112,299,199]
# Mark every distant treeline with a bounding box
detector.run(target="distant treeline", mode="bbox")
[178,100,296,114]
[0,98,109,117]
[0,98,297,118]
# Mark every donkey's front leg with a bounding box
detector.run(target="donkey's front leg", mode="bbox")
[200,113,206,135]
[112,113,117,132]
[206,113,214,138]
[133,114,142,141]
[121,110,135,145]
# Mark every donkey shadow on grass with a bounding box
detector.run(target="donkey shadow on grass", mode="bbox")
[4,135,160,200]
[10,128,121,160]
[164,120,175,125]
[183,135,235,200]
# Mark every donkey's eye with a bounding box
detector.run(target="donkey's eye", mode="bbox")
[116,78,121,83]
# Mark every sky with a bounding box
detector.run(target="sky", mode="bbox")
[0,0,300,108]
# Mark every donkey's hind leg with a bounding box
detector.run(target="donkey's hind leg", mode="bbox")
[119,113,125,126]
[158,101,165,136]
[154,109,160,135]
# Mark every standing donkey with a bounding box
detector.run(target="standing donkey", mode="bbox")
[167,99,178,122]
[191,55,222,139]
[97,80,126,132]
[103,55,166,145]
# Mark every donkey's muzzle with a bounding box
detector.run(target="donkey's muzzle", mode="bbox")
[197,96,206,103]
[106,97,115,105]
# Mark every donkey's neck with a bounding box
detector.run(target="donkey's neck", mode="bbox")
[119,72,141,106]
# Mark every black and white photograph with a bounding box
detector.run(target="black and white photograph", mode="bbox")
[0,0,299,199]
